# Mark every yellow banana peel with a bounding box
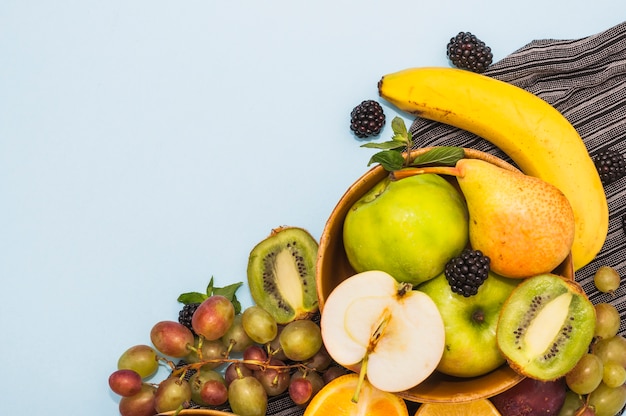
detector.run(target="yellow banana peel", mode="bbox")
[378,67,608,271]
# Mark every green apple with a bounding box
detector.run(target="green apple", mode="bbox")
[418,270,520,378]
[343,173,468,286]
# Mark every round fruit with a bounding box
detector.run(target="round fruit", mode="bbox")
[247,226,319,325]
[490,377,567,416]
[593,265,621,294]
[189,366,226,406]
[117,345,159,379]
[592,335,626,367]
[253,358,290,396]
[496,274,596,380]
[221,314,254,353]
[587,382,626,416]
[418,270,519,377]
[594,302,621,340]
[565,353,604,395]
[228,374,268,416]
[191,295,235,341]
[303,373,409,416]
[242,305,278,344]
[154,377,191,413]
[279,319,323,362]
[602,360,626,388]
[342,173,468,286]
[321,270,445,393]
[108,369,143,397]
[150,320,195,358]
[118,383,156,416]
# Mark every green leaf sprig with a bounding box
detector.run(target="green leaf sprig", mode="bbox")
[178,276,243,314]
[360,116,464,172]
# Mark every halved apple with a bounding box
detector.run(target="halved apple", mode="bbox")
[320,270,445,393]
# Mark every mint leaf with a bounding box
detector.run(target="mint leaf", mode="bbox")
[410,146,464,166]
[177,292,208,304]
[391,116,408,137]
[205,276,215,297]
[213,282,243,302]
[360,141,406,150]
[178,276,244,314]
[367,150,405,170]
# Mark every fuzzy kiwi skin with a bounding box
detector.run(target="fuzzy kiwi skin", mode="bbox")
[247,226,319,325]
[496,273,596,381]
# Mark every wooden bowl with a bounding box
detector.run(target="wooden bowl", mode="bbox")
[315,147,574,403]
[157,409,235,416]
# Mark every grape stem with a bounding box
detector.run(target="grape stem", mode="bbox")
[168,357,316,379]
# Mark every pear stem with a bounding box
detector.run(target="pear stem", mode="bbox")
[352,353,368,403]
[390,165,462,181]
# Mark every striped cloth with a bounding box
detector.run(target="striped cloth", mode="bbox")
[410,21,626,338]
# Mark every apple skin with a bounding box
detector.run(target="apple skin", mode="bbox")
[418,270,519,378]
[343,173,468,286]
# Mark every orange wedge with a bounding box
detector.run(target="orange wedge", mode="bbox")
[303,373,409,416]
[414,399,501,416]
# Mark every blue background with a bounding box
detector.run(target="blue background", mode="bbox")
[1,1,624,414]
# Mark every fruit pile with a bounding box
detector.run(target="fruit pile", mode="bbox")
[109,227,350,416]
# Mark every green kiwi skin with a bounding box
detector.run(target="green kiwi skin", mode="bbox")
[247,226,319,325]
[496,273,596,381]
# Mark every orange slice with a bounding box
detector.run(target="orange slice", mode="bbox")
[414,399,501,416]
[303,373,409,416]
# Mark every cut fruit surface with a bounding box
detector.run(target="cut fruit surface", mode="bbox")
[303,373,409,416]
[247,226,319,324]
[496,273,595,380]
[414,399,501,416]
[321,270,445,392]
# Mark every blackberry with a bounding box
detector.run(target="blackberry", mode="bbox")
[447,32,493,73]
[593,148,626,186]
[178,302,200,334]
[444,249,490,297]
[350,100,385,138]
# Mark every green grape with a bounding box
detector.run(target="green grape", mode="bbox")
[117,344,159,379]
[557,390,584,416]
[242,305,278,344]
[594,303,621,340]
[593,266,620,294]
[221,314,254,353]
[592,335,626,367]
[279,319,323,361]
[228,374,268,416]
[565,353,604,395]
[587,382,626,416]
[154,377,192,413]
[602,360,626,388]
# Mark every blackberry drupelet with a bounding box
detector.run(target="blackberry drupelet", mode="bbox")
[447,32,493,73]
[593,148,626,186]
[178,302,201,334]
[444,248,491,297]
[350,100,385,138]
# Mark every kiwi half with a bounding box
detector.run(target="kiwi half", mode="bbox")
[247,226,319,325]
[496,273,595,381]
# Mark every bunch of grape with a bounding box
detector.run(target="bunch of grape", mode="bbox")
[108,292,347,416]
[560,266,626,416]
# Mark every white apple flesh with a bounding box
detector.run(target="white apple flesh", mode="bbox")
[321,270,445,392]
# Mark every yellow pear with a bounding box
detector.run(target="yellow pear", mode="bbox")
[394,159,575,278]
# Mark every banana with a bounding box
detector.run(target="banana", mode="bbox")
[378,67,608,271]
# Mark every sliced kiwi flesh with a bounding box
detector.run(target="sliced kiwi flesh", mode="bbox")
[496,273,595,381]
[247,226,319,325]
